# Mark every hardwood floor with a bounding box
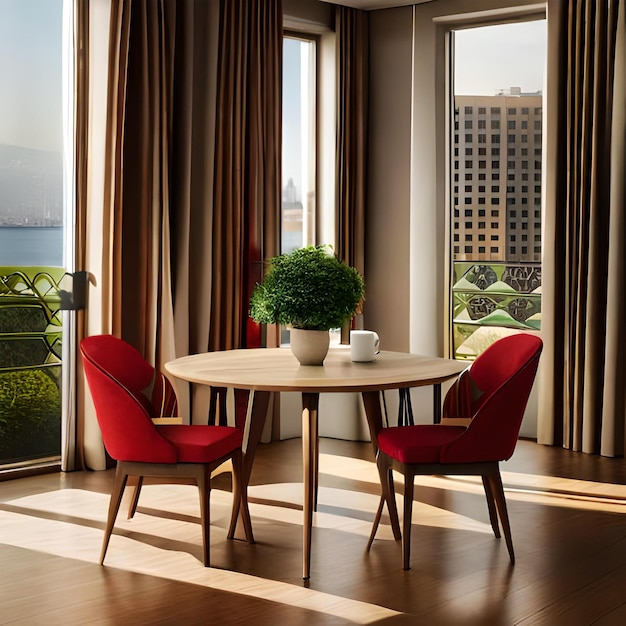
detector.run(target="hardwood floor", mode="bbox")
[1,437,625,625]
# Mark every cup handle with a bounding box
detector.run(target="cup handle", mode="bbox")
[373,332,380,354]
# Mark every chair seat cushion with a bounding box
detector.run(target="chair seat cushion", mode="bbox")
[157,425,243,463]
[377,425,467,464]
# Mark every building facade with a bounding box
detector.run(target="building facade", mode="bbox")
[453,91,542,263]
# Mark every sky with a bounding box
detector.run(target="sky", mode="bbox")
[282,38,304,201]
[282,19,547,201]
[0,0,63,153]
[454,20,547,96]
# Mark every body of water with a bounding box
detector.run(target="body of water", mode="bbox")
[0,226,64,267]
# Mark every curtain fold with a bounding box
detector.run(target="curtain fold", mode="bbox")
[211,0,282,351]
[335,6,368,339]
[117,0,177,367]
[538,0,625,456]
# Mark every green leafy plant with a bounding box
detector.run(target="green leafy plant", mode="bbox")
[250,245,365,331]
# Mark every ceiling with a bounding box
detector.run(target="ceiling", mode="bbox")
[321,0,434,11]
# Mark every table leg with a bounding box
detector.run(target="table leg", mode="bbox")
[302,392,319,580]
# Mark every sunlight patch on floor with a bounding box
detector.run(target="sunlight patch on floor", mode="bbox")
[0,488,400,625]
[319,452,626,514]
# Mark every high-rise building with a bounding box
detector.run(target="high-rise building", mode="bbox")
[452,92,542,262]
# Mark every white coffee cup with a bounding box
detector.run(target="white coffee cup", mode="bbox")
[350,330,380,362]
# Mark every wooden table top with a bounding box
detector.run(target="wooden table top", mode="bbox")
[165,346,467,393]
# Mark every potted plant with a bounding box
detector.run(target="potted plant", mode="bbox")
[250,245,365,365]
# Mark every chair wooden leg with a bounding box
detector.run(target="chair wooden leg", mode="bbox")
[386,468,401,540]
[228,450,254,543]
[127,476,143,519]
[366,495,385,551]
[380,455,401,540]
[100,464,128,565]
[402,471,415,570]
[481,474,501,538]
[488,468,515,564]
[196,467,211,567]
[369,454,401,550]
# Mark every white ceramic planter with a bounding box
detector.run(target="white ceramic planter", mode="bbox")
[290,328,330,365]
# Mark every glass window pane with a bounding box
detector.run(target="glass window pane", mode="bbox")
[450,19,545,360]
[282,37,316,254]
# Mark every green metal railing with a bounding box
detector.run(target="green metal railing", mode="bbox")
[452,261,541,360]
[0,267,65,467]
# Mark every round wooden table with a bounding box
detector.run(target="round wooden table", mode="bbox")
[165,346,466,579]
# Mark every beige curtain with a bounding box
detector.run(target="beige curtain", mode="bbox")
[335,6,368,340]
[80,0,282,440]
[210,0,282,351]
[538,0,626,456]
[335,6,367,278]
[79,0,211,466]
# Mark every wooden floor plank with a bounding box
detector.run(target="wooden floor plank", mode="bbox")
[1,438,625,625]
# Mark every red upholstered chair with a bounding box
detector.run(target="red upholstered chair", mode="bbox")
[80,334,252,567]
[368,333,542,570]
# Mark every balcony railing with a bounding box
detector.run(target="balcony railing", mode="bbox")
[452,261,541,360]
[0,267,66,468]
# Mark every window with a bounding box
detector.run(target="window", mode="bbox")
[450,18,545,360]
[0,0,68,469]
[282,36,317,253]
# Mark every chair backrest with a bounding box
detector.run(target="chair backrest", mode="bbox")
[440,333,542,464]
[80,335,177,463]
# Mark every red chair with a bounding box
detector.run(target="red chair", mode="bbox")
[80,334,252,566]
[368,333,542,569]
